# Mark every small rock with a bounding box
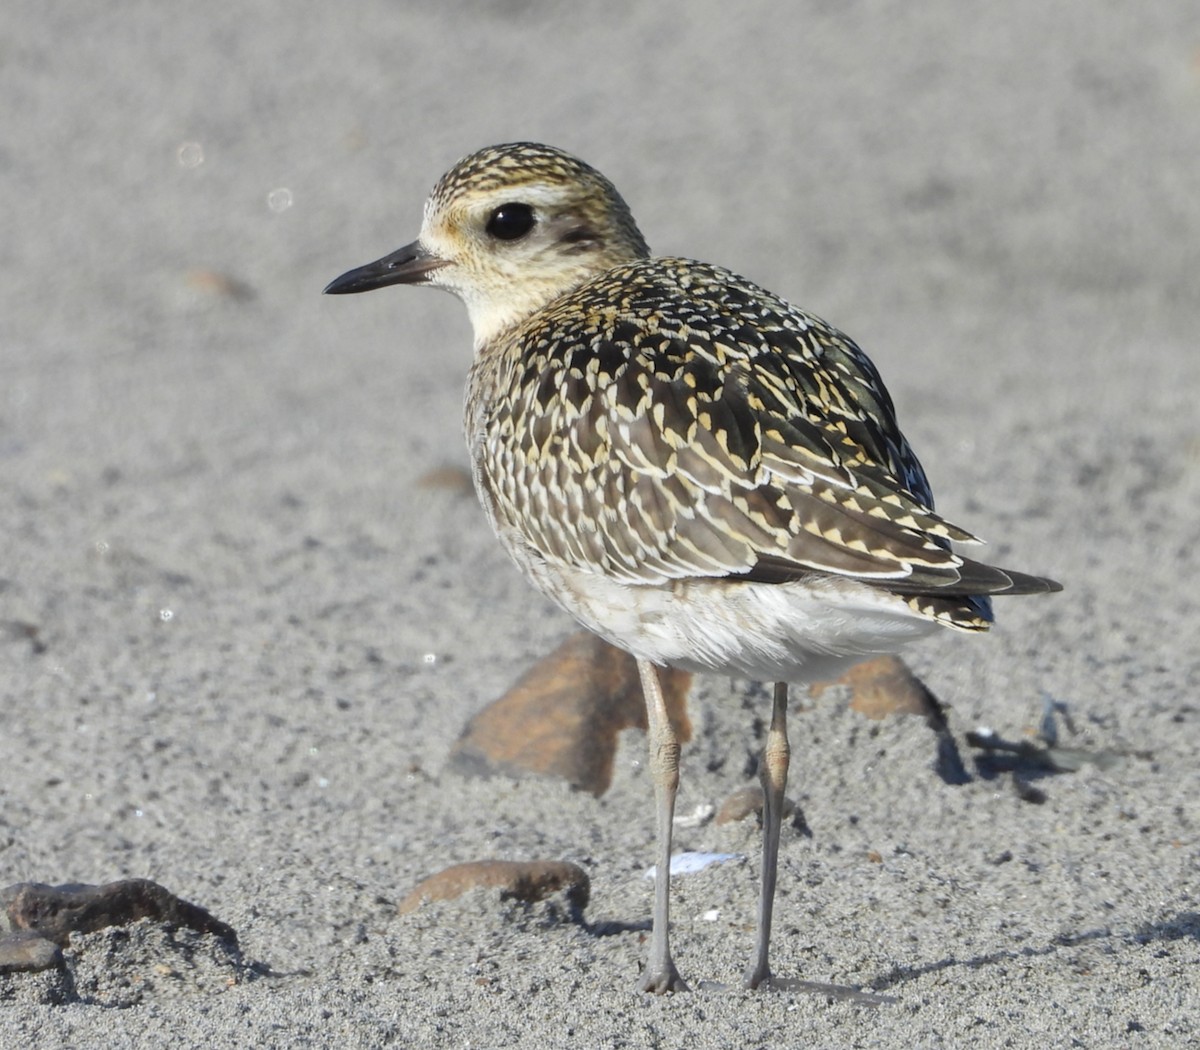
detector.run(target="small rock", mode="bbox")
[450,632,691,796]
[716,785,762,825]
[0,930,61,974]
[809,654,940,720]
[810,656,973,785]
[398,859,590,915]
[0,879,237,950]
[714,785,796,826]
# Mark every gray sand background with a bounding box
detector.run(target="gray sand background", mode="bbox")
[2,2,1198,1046]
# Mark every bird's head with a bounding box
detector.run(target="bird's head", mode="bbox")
[325,142,650,346]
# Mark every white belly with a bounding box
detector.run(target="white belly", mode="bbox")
[506,531,940,685]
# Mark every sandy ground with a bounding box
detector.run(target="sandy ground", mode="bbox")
[2,2,1198,1046]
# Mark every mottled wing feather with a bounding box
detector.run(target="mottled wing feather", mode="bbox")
[484,259,1038,607]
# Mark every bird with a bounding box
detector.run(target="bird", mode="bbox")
[325,142,1061,994]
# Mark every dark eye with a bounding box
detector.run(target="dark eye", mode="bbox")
[486,203,535,241]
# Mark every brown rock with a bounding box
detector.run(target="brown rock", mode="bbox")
[714,785,796,826]
[450,631,691,796]
[397,859,590,915]
[0,879,237,950]
[809,654,940,720]
[715,785,763,825]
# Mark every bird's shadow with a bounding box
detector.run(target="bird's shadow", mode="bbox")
[926,692,1143,799]
[868,911,1200,994]
[583,916,650,938]
[576,904,1199,1001]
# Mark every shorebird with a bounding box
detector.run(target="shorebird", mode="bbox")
[325,142,1060,993]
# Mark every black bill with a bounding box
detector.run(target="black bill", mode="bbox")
[324,240,447,295]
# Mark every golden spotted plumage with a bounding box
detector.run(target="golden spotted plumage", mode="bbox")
[467,253,1053,631]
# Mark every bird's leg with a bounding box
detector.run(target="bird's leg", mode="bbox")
[745,681,791,989]
[636,658,689,993]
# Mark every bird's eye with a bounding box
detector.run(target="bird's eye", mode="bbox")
[486,203,535,241]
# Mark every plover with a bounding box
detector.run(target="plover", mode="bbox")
[326,142,1060,993]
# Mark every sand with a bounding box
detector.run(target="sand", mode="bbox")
[2,1,1198,1046]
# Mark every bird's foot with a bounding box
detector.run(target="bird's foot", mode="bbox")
[743,961,772,990]
[638,960,690,994]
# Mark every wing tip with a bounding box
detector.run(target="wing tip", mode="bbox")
[996,568,1063,595]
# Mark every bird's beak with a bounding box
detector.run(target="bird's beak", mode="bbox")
[324,240,448,295]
